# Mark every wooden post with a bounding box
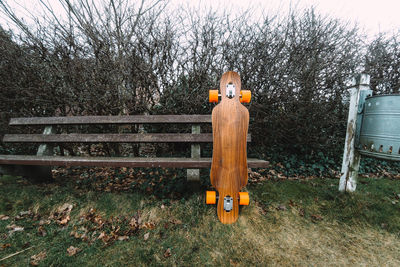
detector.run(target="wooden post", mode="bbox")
[187,124,200,182]
[339,74,372,192]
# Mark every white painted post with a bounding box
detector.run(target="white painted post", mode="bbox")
[187,124,200,182]
[339,74,371,192]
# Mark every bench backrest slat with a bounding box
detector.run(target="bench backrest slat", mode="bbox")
[9,115,212,126]
[3,133,252,143]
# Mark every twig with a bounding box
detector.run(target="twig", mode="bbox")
[0,246,34,262]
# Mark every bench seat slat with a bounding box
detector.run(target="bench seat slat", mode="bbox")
[2,133,251,143]
[9,115,212,126]
[0,155,269,168]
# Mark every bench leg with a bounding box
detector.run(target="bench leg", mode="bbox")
[187,125,201,186]
[32,126,55,182]
[0,126,55,182]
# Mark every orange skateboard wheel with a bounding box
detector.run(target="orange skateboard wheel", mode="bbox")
[206,191,217,204]
[240,90,251,103]
[239,192,249,205]
[209,90,219,103]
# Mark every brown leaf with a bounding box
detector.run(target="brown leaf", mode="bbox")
[30,251,46,266]
[58,215,70,225]
[37,226,47,237]
[129,218,139,229]
[0,215,9,221]
[99,233,111,244]
[0,243,11,251]
[97,232,106,240]
[39,219,51,226]
[144,232,150,241]
[67,246,81,256]
[70,231,81,239]
[164,248,172,258]
[141,222,156,230]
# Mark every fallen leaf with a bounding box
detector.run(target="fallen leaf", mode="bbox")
[144,233,150,241]
[6,224,24,235]
[39,219,51,226]
[20,210,32,217]
[97,232,106,240]
[0,215,9,221]
[0,243,11,251]
[30,251,46,266]
[117,235,129,241]
[58,215,70,225]
[70,231,81,239]
[141,222,156,230]
[58,203,73,213]
[67,246,81,256]
[129,218,139,229]
[37,226,47,237]
[164,248,172,258]
[50,203,73,226]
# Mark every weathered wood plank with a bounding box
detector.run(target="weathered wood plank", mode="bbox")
[9,115,212,126]
[3,133,251,143]
[0,155,269,168]
[339,74,372,192]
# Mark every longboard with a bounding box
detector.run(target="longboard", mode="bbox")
[206,71,251,224]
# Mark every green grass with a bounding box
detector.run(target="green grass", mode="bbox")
[0,172,400,266]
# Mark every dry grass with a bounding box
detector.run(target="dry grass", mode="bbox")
[1,175,400,266]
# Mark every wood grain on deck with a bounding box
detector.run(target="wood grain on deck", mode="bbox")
[210,71,249,224]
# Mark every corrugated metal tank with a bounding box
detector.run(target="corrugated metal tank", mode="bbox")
[358,94,400,161]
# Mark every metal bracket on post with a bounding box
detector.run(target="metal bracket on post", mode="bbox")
[187,124,200,183]
[339,74,372,192]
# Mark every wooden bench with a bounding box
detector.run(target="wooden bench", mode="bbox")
[0,115,269,182]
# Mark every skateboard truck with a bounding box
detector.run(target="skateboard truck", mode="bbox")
[209,89,251,103]
[226,83,235,98]
[223,196,233,212]
[206,191,250,206]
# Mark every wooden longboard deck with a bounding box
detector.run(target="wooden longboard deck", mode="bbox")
[210,71,249,224]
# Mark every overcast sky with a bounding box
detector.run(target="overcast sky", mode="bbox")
[1,0,399,38]
[171,0,400,37]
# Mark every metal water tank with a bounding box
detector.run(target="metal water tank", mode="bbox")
[358,94,400,161]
